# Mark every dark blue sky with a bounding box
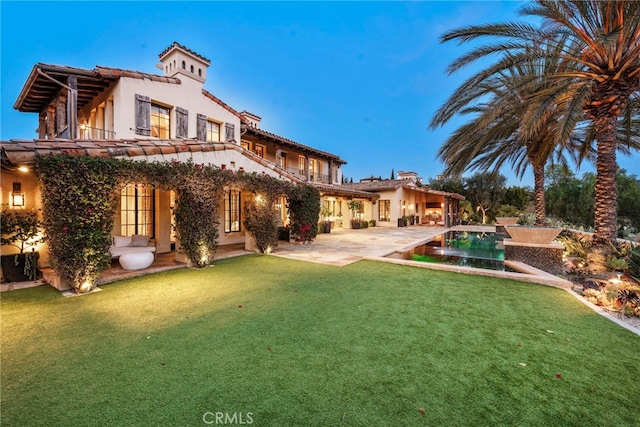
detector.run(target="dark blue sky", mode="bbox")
[1,1,637,185]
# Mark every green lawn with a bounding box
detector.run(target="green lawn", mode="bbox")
[2,255,639,426]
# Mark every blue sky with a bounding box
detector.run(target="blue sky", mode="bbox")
[1,1,638,186]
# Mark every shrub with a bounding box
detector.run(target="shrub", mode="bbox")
[1,205,46,253]
[624,246,640,280]
[287,184,320,243]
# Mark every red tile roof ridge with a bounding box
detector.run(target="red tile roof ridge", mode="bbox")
[96,66,181,84]
[201,89,245,122]
[244,127,345,163]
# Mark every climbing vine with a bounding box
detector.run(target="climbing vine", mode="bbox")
[240,172,292,253]
[36,155,122,291]
[287,184,321,243]
[35,154,319,292]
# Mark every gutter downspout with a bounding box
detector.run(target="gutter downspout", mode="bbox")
[36,68,78,139]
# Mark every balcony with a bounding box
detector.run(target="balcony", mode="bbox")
[282,167,331,184]
[79,125,116,140]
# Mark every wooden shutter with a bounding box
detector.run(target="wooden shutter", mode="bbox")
[176,107,188,138]
[196,114,207,141]
[135,94,151,136]
[225,123,235,142]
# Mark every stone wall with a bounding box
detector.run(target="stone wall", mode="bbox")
[504,241,564,275]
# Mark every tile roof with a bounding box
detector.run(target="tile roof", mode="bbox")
[158,42,211,65]
[342,180,406,192]
[244,127,346,164]
[311,183,379,200]
[0,138,306,184]
[342,179,465,200]
[96,66,181,83]
[14,63,180,112]
[201,89,245,122]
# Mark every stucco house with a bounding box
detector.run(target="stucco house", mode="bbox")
[1,42,463,286]
[1,42,351,268]
[341,172,464,228]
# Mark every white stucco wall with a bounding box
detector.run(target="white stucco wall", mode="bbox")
[100,77,241,142]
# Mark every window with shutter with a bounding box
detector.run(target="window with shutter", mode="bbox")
[225,123,235,142]
[196,113,207,140]
[175,107,188,138]
[206,120,220,142]
[135,94,151,136]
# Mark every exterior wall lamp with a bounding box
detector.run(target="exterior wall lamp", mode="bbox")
[11,182,25,208]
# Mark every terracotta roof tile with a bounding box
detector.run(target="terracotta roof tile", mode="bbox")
[158,42,211,65]
[0,138,358,191]
[244,127,345,164]
[201,89,245,122]
[95,66,181,84]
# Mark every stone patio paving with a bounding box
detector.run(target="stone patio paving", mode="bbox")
[272,225,449,266]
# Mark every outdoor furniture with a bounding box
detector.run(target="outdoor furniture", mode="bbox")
[118,251,154,271]
[110,235,156,258]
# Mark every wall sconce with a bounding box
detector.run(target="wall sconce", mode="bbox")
[12,182,25,207]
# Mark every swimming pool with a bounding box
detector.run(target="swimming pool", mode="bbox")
[387,231,511,271]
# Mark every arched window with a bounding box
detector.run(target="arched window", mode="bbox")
[190,65,194,73]
[198,68,202,77]
[181,60,186,69]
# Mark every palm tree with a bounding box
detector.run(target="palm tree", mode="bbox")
[435,0,640,254]
[431,38,584,226]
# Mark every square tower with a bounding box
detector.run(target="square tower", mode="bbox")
[159,42,210,84]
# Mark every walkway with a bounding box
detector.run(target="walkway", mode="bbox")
[273,225,448,266]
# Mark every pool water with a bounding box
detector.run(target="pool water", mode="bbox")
[388,231,512,271]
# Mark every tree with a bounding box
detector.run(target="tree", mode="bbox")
[503,186,531,212]
[615,169,640,232]
[463,172,506,224]
[545,165,595,228]
[428,176,466,196]
[438,0,640,254]
[390,169,395,180]
[431,35,584,226]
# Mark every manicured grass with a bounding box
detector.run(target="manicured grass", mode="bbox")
[2,255,639,426]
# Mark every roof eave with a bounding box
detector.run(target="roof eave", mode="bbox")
[13,64,41,111]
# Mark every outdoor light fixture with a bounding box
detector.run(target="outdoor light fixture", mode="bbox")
[11,182,25,207]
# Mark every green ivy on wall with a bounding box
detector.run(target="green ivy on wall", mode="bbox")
[288,184,321,243]
[35,155,321,292]
[36,155,122,291]
[241,172,292,253]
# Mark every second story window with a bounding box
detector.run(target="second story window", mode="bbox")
[254,144,265,158]
[151,103,170,138]
[207,121,220,142]
[298,156,306,175]
[279,153,287,169]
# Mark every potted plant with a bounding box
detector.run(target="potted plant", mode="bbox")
[319,205,333,233]
[347,200,363,230]
[1,205,46,282]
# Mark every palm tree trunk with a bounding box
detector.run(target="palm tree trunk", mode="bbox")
[592,114,618,244]
[587,113,619,270]
[533,162,546,226]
